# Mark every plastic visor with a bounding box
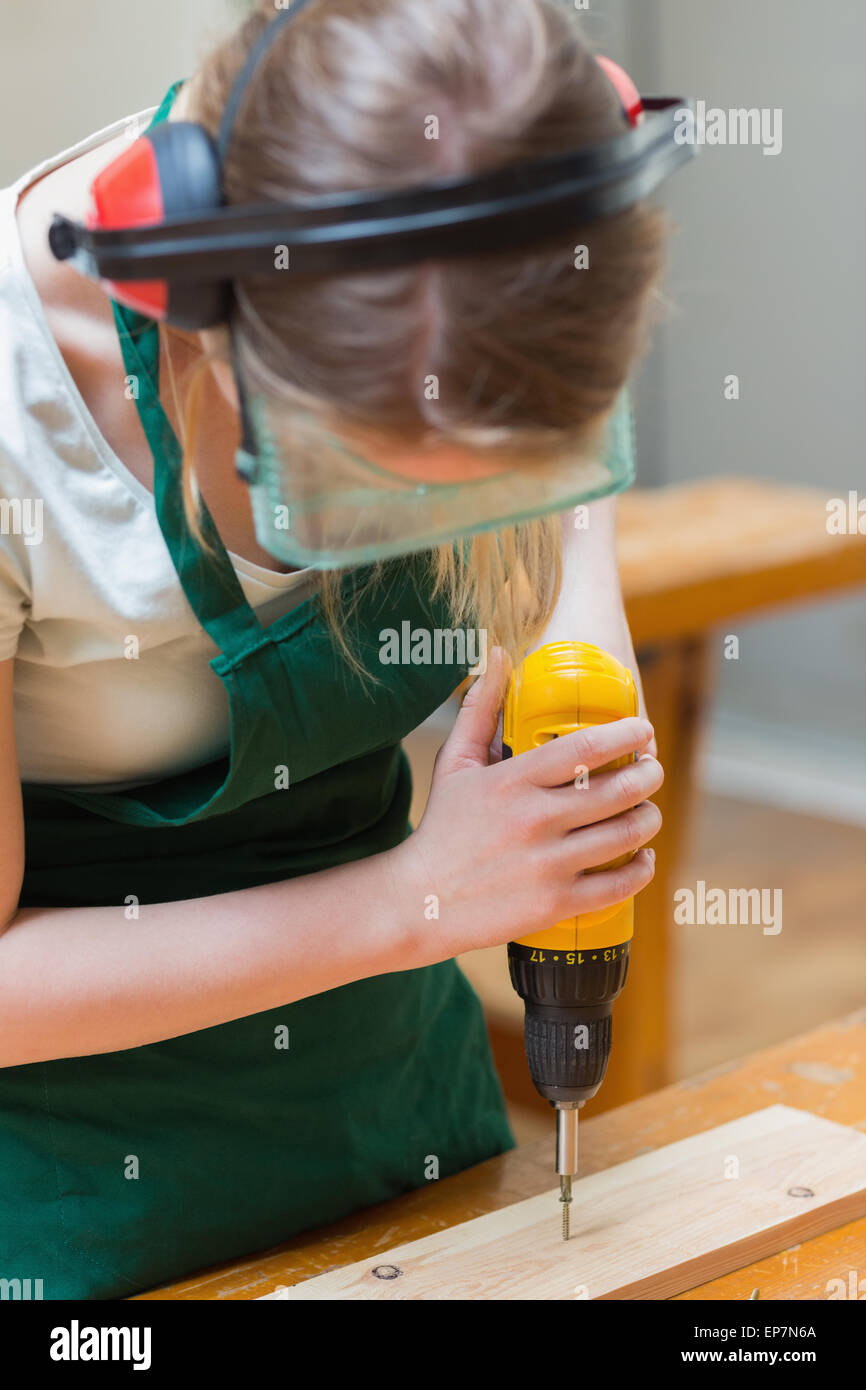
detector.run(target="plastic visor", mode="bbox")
[239,389,637,569]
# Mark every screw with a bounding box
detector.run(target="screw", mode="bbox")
[371,1264,402,1280]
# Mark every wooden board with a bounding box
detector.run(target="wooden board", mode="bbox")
[274,1107,866,1300]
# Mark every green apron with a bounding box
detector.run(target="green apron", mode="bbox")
[0,86,512,1300]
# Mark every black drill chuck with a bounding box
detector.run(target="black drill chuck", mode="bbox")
[507,942,630,1105]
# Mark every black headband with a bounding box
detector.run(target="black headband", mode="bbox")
[216,0,319,175]
[49,0,696,284]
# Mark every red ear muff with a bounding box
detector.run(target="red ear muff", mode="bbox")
[86,120,225,326]
[595,55,644,128]
[86,135,168,319]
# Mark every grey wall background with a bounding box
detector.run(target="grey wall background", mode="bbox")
[1,0,863,814]
[602,0,866,817]
[0,1,237,178]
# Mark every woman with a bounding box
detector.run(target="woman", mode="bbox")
[0,0,666,1297]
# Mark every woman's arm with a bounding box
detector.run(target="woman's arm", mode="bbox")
[0,649,661,1069]
[530,498,655,751]
[1,848,411,1068]
[0,654,410,1066]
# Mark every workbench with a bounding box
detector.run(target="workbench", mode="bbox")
[136,1009,866,1300]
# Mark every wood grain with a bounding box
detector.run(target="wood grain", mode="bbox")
[273,1107,866,1300]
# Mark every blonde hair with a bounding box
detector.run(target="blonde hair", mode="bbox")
[177,0,669,669]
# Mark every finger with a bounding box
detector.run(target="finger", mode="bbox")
[547,753,664,830]
[520,717,655,788]
[488,709,505,765]
[556,800,662,872]
[433,646,512,780]
[566,847,656,915]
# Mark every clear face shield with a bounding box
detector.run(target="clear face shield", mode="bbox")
[235,388,637,569]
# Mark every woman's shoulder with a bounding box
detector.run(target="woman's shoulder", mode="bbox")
[2,138,152,496]
[14,137,128,355]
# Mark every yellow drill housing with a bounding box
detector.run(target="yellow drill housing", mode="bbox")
[503,641,639,953]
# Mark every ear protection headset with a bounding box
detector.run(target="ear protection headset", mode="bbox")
[49,0,696,332]
[48,1,697,569]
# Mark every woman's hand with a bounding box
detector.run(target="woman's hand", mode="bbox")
[389,648,664,966]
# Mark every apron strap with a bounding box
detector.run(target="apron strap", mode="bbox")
[112,305,265,656]
[107,78,266,657]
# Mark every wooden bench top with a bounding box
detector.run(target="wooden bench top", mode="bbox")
[135,1009,866,1301]
[618,478,866,645]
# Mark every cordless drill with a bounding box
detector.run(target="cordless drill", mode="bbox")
[503,642,639,1239]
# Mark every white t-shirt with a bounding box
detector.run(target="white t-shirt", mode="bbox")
[0,108,319,788]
